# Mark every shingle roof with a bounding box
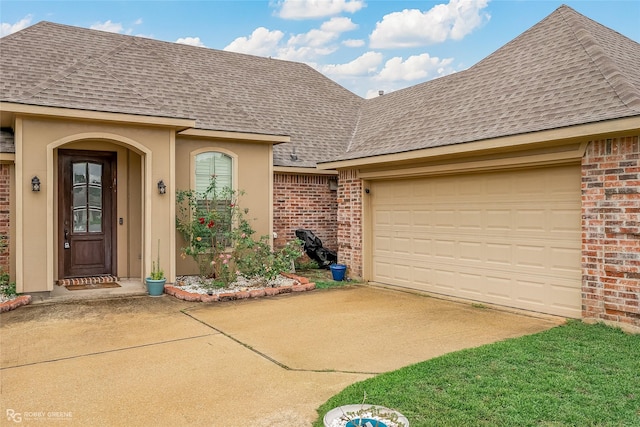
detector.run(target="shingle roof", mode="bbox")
[337,5,640,162]
[0,128,15,154]
[1,6,638,167]
[0,21,363,167]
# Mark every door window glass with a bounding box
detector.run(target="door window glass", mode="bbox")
[72,162,103,233]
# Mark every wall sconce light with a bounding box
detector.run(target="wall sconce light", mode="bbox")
[328,178,338,191]
[365,188,370,194]
[31,176,41,192]
[157,180,166,195]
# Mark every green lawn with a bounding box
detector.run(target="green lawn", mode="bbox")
[314,321,640,427]
[296,267,360,289]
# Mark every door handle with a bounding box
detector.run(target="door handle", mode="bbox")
[64,229,69,240]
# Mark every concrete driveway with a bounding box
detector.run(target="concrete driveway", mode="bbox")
[0,285,564,426]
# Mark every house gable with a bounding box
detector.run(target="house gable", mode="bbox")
[0,21,363,169]
[330,5,640,164]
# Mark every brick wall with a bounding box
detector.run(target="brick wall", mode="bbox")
[336,169,363,277]
[0,164,10,272]
[273,173,338,251]
[582,135,640,330]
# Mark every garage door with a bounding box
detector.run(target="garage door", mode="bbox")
[371,164,581,317]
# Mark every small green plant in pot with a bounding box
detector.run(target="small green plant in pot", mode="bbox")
[146,240,166,296]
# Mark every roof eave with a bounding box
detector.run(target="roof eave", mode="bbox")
[273,166,338,175]
[318,116,640,170]
[0,102,196,130]
[178,128,290,144]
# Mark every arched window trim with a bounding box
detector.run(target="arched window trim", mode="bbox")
[189,147,238,196]
[189,148,238,249]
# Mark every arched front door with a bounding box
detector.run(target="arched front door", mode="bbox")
[58,149,117,279]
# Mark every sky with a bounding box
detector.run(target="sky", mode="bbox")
[1,0,638,98]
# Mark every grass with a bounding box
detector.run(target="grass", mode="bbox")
[314,321,640,427]
[296,266,361,289]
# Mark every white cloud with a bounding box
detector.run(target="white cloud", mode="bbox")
[321,51,383,77]
[90,20,124,34]
[370,0,489,48]
[320,16,357,33]
[288,17,356,48]
[1,15,33,37]
[134,18,143,25]
[225,27,285,57]
[276,0,365,19]
[176,37,206,47]
[343,38,364,47]
[288,27,336,48]
[226,17,355,61]
[277,45,336,62]
[374,53,454,82]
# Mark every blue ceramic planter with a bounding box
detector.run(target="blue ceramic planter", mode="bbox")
[145,278,166,296]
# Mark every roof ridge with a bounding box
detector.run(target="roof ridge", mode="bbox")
[24,36,176,114]
[559,5,640,111]
[345,108,363,153]
[21,37,143,100]
[132,37,272,130]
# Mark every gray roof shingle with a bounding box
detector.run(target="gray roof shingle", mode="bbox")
[337,5,640,162]
[1,6,637,167]
[0,128,15,154]
[0,22,363,167]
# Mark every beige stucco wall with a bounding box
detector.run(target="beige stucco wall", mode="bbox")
[174,136,273,276]
[15,115,177,292]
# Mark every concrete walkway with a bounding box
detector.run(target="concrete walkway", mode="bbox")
[0,285,564,426]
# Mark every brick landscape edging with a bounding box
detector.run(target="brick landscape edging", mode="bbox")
[0,295,32,313]
[164,273,316,302]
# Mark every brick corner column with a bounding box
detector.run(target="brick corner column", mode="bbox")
[581,136,640,330]
[337,169,363,278]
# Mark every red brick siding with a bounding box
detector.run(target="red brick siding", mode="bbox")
[582,136,640,329]
[0,164,10,272]
[273,173,337,251]
[337,169,362,277]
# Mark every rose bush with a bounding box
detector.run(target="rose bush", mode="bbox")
[176,177,302,287]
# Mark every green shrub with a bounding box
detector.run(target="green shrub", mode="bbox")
[0,235,16,297]
[234,233,303,283]
[0,270,16,297]
[176,177,303,286]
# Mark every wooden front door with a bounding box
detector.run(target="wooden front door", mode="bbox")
[58,150,117,279]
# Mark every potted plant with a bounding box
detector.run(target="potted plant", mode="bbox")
[146,240,166,296]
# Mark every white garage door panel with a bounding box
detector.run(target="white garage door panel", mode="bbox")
[371,165,581,317]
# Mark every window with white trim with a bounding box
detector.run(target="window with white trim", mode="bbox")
[195,152,232,196]
[194,151,234,247]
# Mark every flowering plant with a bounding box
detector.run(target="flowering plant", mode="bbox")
[176,177,303,287]
[176,178,242,284]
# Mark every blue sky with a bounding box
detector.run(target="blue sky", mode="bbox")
[1,0,638,98]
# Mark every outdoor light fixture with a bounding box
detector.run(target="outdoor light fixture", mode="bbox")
[31,176,41,192]
[157,180,166,195]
